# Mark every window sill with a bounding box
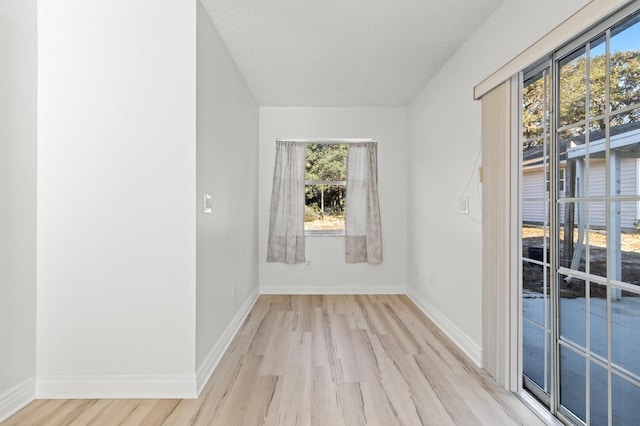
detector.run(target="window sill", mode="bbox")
[304,231,345,237]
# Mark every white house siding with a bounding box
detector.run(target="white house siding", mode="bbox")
[522,158,638,229]
[619,158,639,230]
[522,167,547,225]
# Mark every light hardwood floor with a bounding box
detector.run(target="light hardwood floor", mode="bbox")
[3,295,544,425]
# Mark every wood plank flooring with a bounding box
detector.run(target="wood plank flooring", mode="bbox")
[3,295,544,425]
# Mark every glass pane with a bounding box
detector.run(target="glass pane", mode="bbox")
[304,184,346,232]
[523,319,546,389]
[523,261,548,324]
[522,202,549,261]
[522,162,548,202]
[590,361,608,426]
[619,156,640,199]
[560,160,575,200]
[559,125,586,142]
[613,374,640,425]
[305,143,347,181]
[589,283,608,359]
[589,36,607,119]
[610,15,640,113]
[558,126,587,176]
[523,138,548,190]
[558,167,566,194]
[619,202,640,286]
[588,202,607,279]
[611,289,640,378]
[560,274,586,347]
[587,157,606,198]
[560,346,587,422]
[523,73,547,140]
[585,121,607,192]
[587,120,607,152]
[560,48,587,128]
[523,136,546,152]
[610,109,640,145]
[559,202,586,272]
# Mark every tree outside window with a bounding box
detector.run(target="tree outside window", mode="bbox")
[304,144,347,234]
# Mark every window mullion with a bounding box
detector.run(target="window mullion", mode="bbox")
[305,181,346,185]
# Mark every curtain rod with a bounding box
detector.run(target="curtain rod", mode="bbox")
[276,138,377,143]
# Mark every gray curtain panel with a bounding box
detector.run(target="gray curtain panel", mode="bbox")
[345,142,382,264]
[266,141,306,264]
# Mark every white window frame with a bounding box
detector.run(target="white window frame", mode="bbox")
[275,138,376,237]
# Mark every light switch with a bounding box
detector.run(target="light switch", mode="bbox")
[459,196,469,215]
[203,194,212,214]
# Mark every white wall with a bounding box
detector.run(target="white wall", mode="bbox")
[195,1,259,376]
[0,0,37,417]
[407,0,591,363]
[37,0,197,396]
[259,108,408,292]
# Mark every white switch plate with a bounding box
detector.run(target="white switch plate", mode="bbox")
[203,194,212,213]
[459,196,469,214]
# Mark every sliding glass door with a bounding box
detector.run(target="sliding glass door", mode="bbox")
[521,6,640,424]
[522,65,553,406]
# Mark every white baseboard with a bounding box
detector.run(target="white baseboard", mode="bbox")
[260,284,407,295]
[0,377,35,423]
[28,286,480,402]
[34,289,261,400]
[35,374,197,399]
[407,286,483,367]
[196,288,259,395]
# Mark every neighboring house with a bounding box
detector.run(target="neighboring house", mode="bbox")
[522,122,640,230]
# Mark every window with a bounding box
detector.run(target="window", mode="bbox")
[304,143,347,235]
[545,167,565,192]
[267,139,382,264]
[519,5,640,424]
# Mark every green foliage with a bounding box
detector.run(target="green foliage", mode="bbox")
[523,50,640,143]
[597,51,640,118]
[305,144,347,181]
[522,73,548,143]
[305,144,347,216]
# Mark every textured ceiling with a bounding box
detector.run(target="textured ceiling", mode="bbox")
[201,0,505,106]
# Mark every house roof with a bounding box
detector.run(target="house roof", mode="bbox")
[522,120,640,168]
